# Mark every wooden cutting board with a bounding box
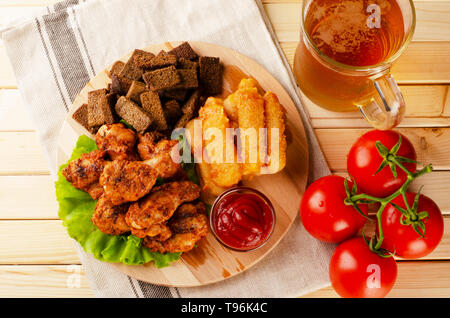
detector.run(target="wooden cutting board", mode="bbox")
[57,41,309,287]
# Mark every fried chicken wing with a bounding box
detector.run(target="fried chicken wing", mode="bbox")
[62,150,106,200]
[130,223,174,240]
[162,232,205,253]
[143,139,184,179]
[96,123,139,161]
[168,202,208,234]
[137,132,184,179]
[100,160,157,205]
[126,181,201,238]
[91,195,130,235]
[142,202,208,253]
[137,131,166,160]
[150,224,173,241]
[142,238,166,253]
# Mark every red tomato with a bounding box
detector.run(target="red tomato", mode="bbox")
[330,237,398,298]
[347,130,417,198]
[380,192,444,259]
[300,175,368,243]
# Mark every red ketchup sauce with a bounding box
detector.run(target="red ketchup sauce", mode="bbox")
[212,190,275,251]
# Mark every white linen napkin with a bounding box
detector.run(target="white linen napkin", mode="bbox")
[1,0,334,298]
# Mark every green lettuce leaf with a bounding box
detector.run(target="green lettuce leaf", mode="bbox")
[55,135,181,267]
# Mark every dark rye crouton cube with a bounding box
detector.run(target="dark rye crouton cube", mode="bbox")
[162,89,188,101]
[115,96,152,133]
[178,58,198,70]
[175,112,194,129]
[87,89,115,127]
[140,91,162,113]
[119,49,146,80]
[106,92,118,110]
[110,74,133,95]
[72,104,98,134]
[168,42,198,60]
[132,50,156,69]
[164,99,182,124]
[140,91,168,131]
[173,69,198,90]
[142,66,180,91]
[181,90,200,116]
[199,56,223,95]
[138,50,177,69]
[126,80,148,104]
[109,61,125,77]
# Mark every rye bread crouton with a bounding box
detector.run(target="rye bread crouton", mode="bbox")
[181,90,200,116]
[164,100,182,124]
[73,104,98,134]
[178,58,198,70]
[175,112,194,129]
[110,75,122,95]
[110,74,133,95]
[199,56,223,95]
[106,92,118,112]
[87,89,115,127]
[173,69,198,90]
[142,66,181,91]
[162,89,187,101]
[173,91,199,128]
[115,96,152,133]
[138,50,177,69]
[126,80,148,104]
[132,50,156,69]
[168,42,198,60]
[109,61,125,77]
[140,91,168,131]
[140,91,162,112]
[119,49,146,80]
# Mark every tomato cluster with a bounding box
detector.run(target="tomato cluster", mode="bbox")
[300,130,444,298]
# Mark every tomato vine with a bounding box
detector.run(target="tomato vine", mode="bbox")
[344,135,434,257]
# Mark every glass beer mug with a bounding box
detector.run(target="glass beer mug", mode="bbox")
[294,0,416,129]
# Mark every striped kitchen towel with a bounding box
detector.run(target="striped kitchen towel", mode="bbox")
[1,0,334,297]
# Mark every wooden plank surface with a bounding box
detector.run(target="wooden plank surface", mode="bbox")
[0,265,94,298]
[0,176,58,219]
[0,221,80,264]
[0,132,49,175]
[0,0,448,298]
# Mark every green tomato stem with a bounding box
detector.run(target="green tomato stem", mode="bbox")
[374,204,387,250]
[348,162,433,251]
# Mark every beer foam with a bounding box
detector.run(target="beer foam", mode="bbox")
[311,0,373,54]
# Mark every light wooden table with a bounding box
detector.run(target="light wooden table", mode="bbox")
[0,0,449,298]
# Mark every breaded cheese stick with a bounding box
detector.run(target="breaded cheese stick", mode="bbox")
[234,83,265,177]
[261,91,287,174]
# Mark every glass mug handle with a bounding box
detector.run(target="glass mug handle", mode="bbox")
[358,73,406,130]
